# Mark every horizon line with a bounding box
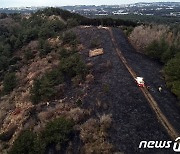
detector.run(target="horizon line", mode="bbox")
[1,1,180,8]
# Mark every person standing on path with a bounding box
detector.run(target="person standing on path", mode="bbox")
[158,86,162,92]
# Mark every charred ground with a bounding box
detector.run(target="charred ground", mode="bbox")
[74,26,180,153]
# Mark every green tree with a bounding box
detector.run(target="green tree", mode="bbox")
[67,18,79,28]
[38,39,52,56]
[46,69,64,85]
[22,28,38,44]
[164,54,180,98]
[10,118,74,154]
[0,56,9,71]
[14,38,22,49]
[9,35,17,49]
[161,47,171,63]
[3,43,12,57]
[60,53,87,78]
[38,27,55,39]
[47,19,66,33]
[3,72,17,94]
[30,79,41,104]
[9,130,39,154]
[39,76,56,101]
[62,31,77,45]
[42,118,74,148]
[30,69,64,104]
[146,39,169,61]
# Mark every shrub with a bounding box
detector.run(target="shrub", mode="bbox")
[100,114,112,131]
[62,31,77,46]
[3,72,17,94]
[38,27,55,39]
[14,38,22,49]
[0,125,17,142]
[38,77,56,100]
[30,79,42,104]
[80,118,113,153]
[46,69,64,85]
[3,43,12,57]
[58,48,77,59]
[9,56,22,65]
[145,40,162,60]
[47,19,66,33]
[60,53,87,79]
[161,47,173,63]
[10,118,74,154]
[145,38,174,63]
[38,111,54,123]
[42,117,74,149]
[9,130,44,154]
[161,45,179,63]
[164,54,180,99]
[102,83,110,93]
[67,18,79,28]
[38,39,52,56]
[22,28,39,44]
[24,49,34,61]
[0,56,9,71]
[121,26,134,36]
[30,69,64,104]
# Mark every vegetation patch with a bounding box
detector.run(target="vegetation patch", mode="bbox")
[79,115,113,153]
[60,53,87,79]
[62,31,77,46]
[164,53,180,99]
[145,36,180,99]
[30,48,87,104]
[130,25,180,100]
[10,117,74,154]
[2,72,17,95]
[30,68,64,104]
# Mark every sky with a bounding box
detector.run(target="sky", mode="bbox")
[0,0,180,7]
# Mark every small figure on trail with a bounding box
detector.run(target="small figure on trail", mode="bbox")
[47,102,49,106]
[158,86,162,92]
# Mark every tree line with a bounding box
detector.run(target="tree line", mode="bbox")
[145,28,180,99]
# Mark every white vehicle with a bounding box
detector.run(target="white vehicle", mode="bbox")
[135,77,145,87]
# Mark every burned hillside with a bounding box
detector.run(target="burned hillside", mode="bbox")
[0,8,180,154]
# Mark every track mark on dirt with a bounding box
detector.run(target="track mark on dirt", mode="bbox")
[108,27,179,140]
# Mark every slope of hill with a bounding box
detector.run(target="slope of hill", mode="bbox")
[75,26,180,153]
[0,8,123,153]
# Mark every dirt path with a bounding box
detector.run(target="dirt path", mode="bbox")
[108,27,179,140]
